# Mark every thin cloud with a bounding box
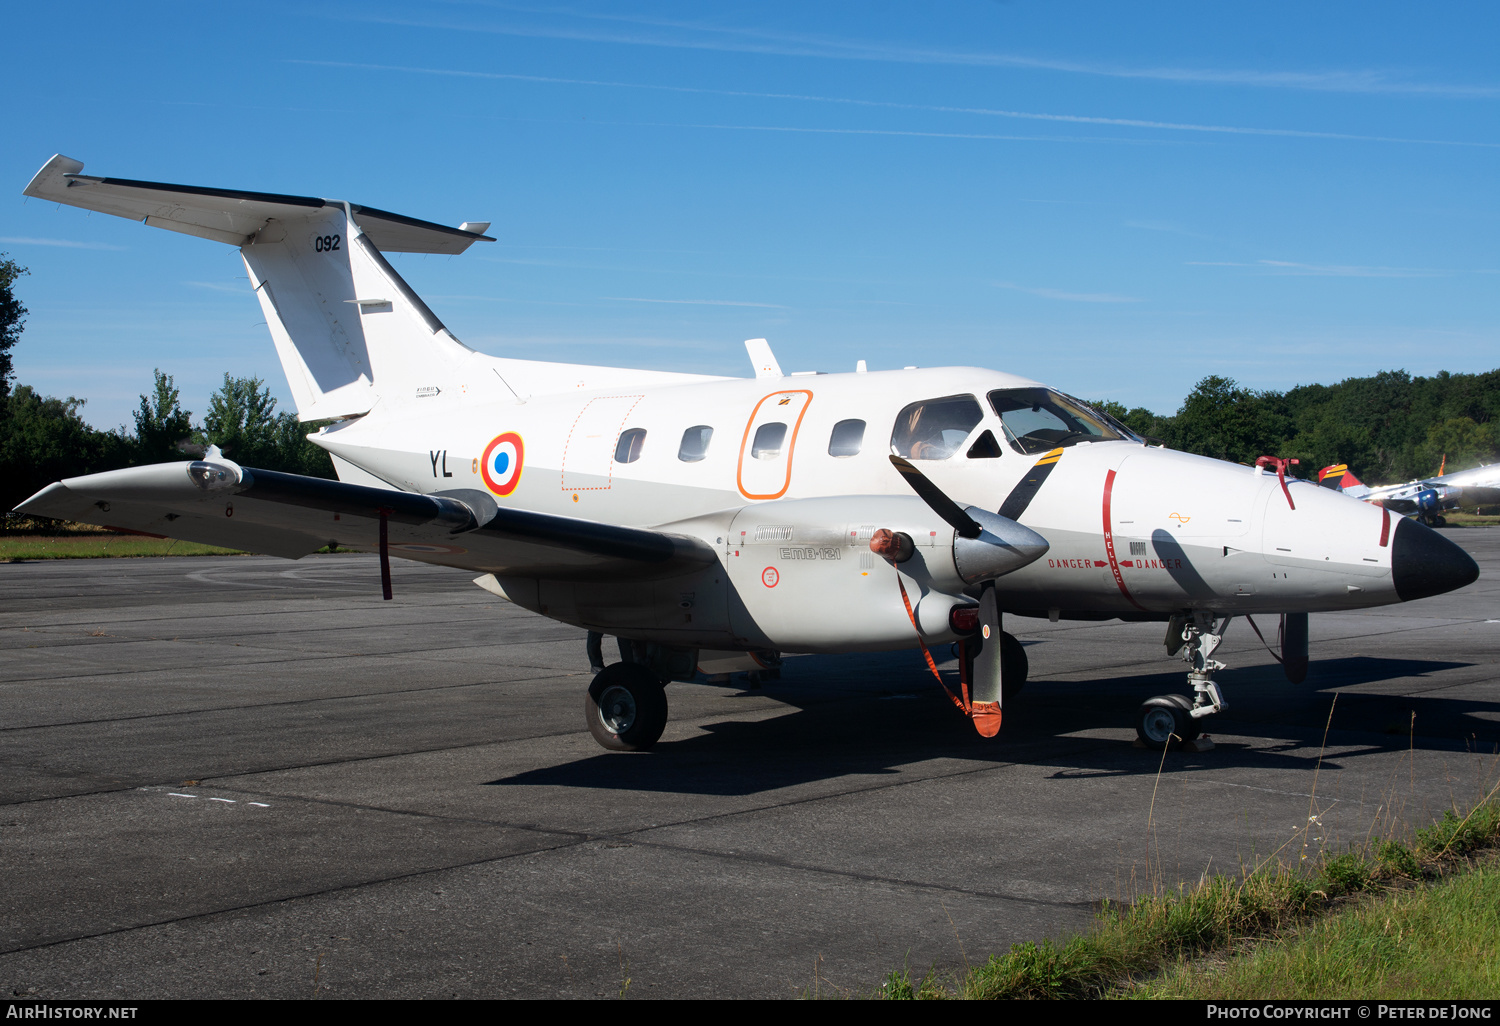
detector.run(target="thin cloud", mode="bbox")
[0,236,126,250]
[1188,259,1451,278]
[608,119,1149,145]
[290,60,1500,149]
[603,297,787,309]
[425,294,515,302]
[344,7,1500,99]
[185,280,249,293]
[996,282,1141,303]
[470,331,724,351]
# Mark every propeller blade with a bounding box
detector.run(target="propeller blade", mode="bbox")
[889,456,983,538]
[968,583,1003,737]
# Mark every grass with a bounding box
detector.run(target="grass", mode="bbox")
[0,532,245,560]
[1137,861,1500,999]
[882,787,1500,1000]
[1443,512,1500,527]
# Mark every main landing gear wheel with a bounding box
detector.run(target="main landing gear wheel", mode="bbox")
[1136,694,1201,747]
[1000,631,1028,702]
[585,662,668,751]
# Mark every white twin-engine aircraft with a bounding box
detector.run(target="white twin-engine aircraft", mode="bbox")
[17,155,1480,752]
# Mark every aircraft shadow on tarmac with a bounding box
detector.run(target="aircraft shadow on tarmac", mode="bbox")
[489,650,1495,797]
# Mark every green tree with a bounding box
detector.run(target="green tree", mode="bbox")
[1420,417,1500,473]
[198,373,334,477]
[0,386,132,515]
[269,412,337,477]
[133,369,193,464]
[0,254,28,407]
[1087,399,1173,443]
[1170,375,1292,466]
[199,374,280,465]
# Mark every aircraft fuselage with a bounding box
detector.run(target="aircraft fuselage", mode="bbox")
[313,366,1425,653]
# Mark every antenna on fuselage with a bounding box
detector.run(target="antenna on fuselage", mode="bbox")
[745,338,782,379]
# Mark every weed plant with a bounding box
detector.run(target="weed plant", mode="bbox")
[883,792,1500,1000]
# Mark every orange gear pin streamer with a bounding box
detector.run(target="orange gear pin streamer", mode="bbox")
[895,575,971,717]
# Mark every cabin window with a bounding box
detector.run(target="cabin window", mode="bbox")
[828,419,865,458]
[678,425,713,462]
[751,422,787,460]
[889,395,984,460]
[615,427,647,464]
[987,388,1128,455]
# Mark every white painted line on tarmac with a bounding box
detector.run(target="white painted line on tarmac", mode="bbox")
[184,568,283,590]
[1201,779,1342,802]
[163,791,268,807]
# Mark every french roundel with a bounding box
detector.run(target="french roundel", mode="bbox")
[481,432,525,497]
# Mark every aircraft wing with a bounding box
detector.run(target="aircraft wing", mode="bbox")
[15,460,716,581]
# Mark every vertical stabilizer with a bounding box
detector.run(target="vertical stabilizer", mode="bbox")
[241,205,486,420]
[20,154,499,422]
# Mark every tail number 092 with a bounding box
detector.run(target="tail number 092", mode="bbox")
[314,234,342,253]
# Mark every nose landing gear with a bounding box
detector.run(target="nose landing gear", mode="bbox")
[1135,612,1227,750]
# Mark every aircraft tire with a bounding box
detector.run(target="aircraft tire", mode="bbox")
[1000,632,1028,701]
[1135,694,1200,747]
[586,663,668,751]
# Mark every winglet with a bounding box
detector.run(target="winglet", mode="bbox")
[23,154,86,201]
[744,338,782,379]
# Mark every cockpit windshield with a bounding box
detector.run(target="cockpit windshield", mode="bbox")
[987,388,1130,455]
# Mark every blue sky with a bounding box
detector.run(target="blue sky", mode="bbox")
[3,1,1497,429]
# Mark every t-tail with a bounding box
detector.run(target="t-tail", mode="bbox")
[23,154,506,421]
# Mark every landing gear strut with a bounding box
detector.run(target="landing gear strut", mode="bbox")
[1136,612,1227,748]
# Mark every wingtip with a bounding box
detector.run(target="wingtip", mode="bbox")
[23,154,85,199]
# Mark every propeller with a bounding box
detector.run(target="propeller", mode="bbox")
[889,456,983,538]
[887,455,1050,583]
[967,583,1004,737]
[884,455,1047,738]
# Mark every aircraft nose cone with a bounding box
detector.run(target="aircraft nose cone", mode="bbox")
[1391,516,1479,602]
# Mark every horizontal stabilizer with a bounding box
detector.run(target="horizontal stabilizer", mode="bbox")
[16,460,716,581]
[23,154,495,254]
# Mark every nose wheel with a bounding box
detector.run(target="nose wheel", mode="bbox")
[585,662,669,751]
[1138,613,1227,750]
[1135,694,1201,746]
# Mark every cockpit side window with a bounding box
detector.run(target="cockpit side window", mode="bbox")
[987,388,1127,455]
[890,395,984,460]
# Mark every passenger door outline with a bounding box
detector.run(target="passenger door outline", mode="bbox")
[736,389,813,500]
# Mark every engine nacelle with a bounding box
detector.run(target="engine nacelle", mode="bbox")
[716,495,1046,652]
[498,495,1048,656]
